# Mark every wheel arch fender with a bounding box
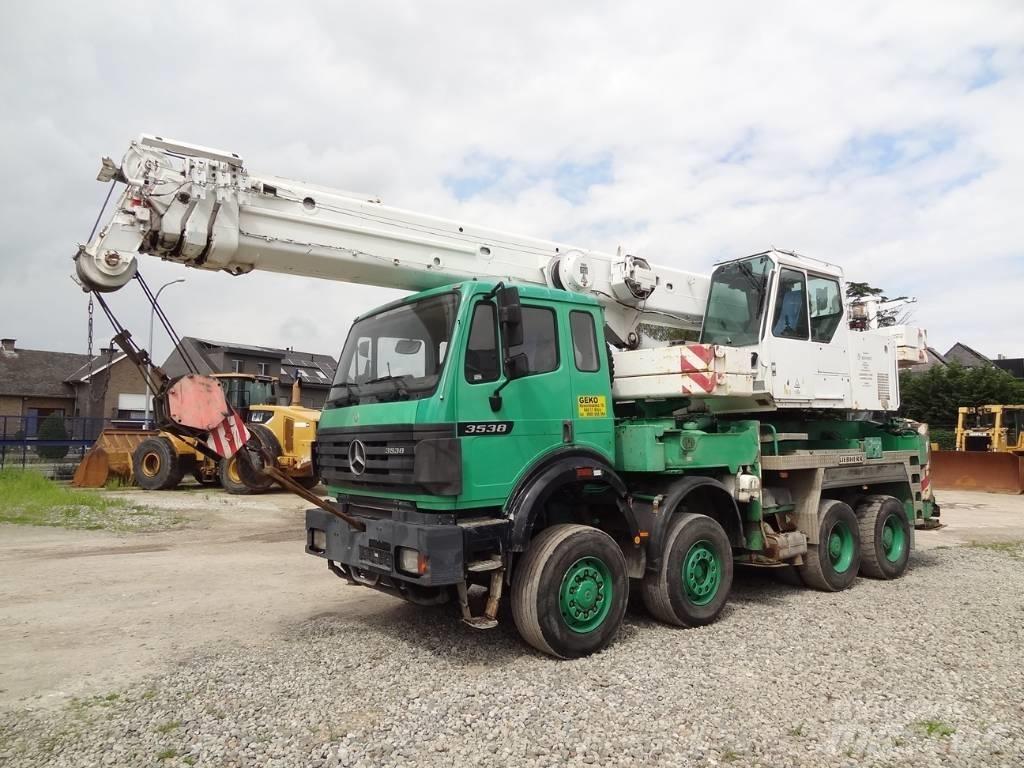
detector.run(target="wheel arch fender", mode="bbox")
[505,447,640,554]
[641,476,744,572]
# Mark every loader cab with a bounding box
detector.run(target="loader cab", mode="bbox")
[700,250,850,408]
[318,282,615,511]
[213,373,277,417]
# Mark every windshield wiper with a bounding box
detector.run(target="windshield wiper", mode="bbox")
[326,384,359,408]
[363,374,411,401]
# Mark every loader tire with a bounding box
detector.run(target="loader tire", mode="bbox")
[132,437,184,491]
[219,456,263,495]
[234,424,280,493]
[511,524,627,659]
[798,499,860,592]
[857,495,911,580]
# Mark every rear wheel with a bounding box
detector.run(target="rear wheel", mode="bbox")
[798,500,861,591]
[511,524,628,658]
[132,437,183,491]
[858,495,911,579]
[642,513,733,626]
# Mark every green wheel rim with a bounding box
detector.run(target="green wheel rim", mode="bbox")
[826,519,855,573]
[881,514,907,563]
[681,540,722,606]
[559,556,613,634]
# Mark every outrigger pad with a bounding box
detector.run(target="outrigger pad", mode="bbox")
[165,374,230,432]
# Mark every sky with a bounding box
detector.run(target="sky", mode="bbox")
[0,1,1022,365]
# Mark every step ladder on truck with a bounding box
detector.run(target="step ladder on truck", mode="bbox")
[74,135,938,658]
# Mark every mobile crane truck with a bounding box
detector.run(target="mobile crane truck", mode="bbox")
[75,135,937,658]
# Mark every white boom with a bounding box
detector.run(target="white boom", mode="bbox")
[76,134,708,346]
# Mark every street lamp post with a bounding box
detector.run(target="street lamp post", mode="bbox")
[143,278,185,428]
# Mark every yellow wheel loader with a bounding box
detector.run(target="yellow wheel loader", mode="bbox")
[931,405,1024,494]
[75,373,320,493]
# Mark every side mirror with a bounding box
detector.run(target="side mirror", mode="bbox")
[357,339,371,357]
[496,285,523,348]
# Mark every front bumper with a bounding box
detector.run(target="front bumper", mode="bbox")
[306,501,475,590]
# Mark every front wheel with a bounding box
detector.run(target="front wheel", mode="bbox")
[642,513,733,627]
[798,500,861,592]
[511,524,628,659]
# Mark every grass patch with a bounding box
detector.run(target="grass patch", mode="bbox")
[0,470,185,532]
[156,720,181,734]
[156,748,179,761]
[967,540,1024,559]
[916,719,955,738]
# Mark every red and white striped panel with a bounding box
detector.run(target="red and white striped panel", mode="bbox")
[206,412,251,458]
[681,372,716,394]
[680,343,715,373]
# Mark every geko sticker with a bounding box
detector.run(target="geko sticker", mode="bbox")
[577,395,607,418]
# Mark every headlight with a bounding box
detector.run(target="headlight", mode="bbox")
[310,529,327,551]
[397,547,427,575]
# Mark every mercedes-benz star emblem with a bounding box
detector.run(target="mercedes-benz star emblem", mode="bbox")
[348,439,367,476]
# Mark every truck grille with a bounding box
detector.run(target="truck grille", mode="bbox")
[316,424,456,491]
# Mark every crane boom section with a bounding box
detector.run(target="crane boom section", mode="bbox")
[76,135,709,343]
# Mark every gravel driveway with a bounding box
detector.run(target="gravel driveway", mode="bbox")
[2,541,1022,767]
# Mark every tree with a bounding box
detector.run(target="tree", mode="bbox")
[36,413,70,460]
[898,363,1024,427]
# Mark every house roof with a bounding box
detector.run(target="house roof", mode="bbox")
[0,347,90,398]
[994,358,1024,380]
[167,337,338,388]
[944,342,992,368]
[65,352,130,383]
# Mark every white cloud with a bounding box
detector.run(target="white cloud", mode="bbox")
[0,0,1022,364]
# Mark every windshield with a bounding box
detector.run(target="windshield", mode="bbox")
[327,292,460,407]
[700,255,772,347]
[222,378,275,409]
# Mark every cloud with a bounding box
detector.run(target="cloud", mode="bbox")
[0,0,1022,366]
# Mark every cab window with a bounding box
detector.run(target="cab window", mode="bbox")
[508,306,559,375]
[570,311,600,372]
[808,275,843,343]
[772,268,809,340]
[464,301,500,383]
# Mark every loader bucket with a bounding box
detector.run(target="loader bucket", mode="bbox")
[930,450,1024,494]
[71,429,159,488]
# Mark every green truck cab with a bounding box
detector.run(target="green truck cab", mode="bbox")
[306,276,937,658]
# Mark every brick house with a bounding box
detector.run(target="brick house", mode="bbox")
[0,338,88,437]
[162,337,338,409]
[0,338,153,440]
[65,350,153,428]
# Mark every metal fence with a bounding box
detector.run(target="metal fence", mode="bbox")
[0,416,139,477]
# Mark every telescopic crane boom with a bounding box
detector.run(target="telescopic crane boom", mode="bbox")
[76,134,708,347]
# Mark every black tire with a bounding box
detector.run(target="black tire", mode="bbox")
[641,513,734,627]
[295,475,320,491]
[132,437,184,491]
[798,500,861,592]
[511,524,628,659]
[858,495,911,579]
[219,456,264,495]
[233,424,280,493]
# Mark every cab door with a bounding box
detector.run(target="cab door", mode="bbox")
[454,296,571,507]
[566,307,614,460]
[764,266,816,404]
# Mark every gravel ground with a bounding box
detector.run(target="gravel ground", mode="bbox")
[2,544,1022,768]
